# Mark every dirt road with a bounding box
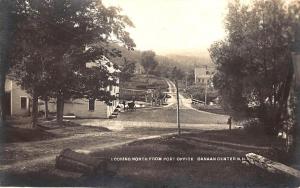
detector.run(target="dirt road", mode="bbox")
[1,78,229,173]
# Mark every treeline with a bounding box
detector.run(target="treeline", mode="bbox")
[0,0,135,127]
[209,0,300,135]
[110,45,210,82]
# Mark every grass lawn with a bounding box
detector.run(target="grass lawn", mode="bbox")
[1,117,110,143]
[117,108,228,124]
[89,130,298,187]
[191,103,227,115]
[1,129,297,187]
[0,126,57,143]
[1,117,57,143]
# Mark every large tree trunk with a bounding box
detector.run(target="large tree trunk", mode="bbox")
[31,90,38,128]
[44,98,49,119]
[291,52,300,161]
[276,61,294,132]
[0,2,12,126]
[56,93,64,124]
[293,88,300,161]
[0,73,6,126]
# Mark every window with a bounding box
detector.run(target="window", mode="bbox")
[21,97,27,109]
[88,99,95,111]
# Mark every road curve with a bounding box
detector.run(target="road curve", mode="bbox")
[164,78,228,117]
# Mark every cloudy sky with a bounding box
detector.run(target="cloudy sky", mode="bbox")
[103,0,230,55]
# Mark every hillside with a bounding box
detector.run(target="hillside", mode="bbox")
[159,54,213,71]
[106,44,213,76]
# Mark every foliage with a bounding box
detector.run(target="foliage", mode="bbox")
[209,0,300,134]
[157,54,211,71]
[0,0,22,122]
[186,70,195,85]
[79,62,118,104]
[106,45,202,80]
[140,50,158,76]
[119,57,136,82]
[171,66,185,81]
[241,118,265,135]
[186,85,218,103]
[8,0,135,124]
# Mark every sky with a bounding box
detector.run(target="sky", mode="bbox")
[102,0,229,55]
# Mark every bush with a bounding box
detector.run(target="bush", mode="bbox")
[240,118,264,134]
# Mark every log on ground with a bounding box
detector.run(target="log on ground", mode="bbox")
[55,148,107,175]
[246,153,300,179]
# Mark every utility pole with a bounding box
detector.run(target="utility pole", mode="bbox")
[204,80,208,105]
[175,80,181,135]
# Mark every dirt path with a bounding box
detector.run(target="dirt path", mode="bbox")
[164,79,229,117]
[1,79,230,174]
[0,129,178,172]
[74,119,231,130]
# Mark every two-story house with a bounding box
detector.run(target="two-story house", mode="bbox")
[194,65,215,85]
[4,77,31,117]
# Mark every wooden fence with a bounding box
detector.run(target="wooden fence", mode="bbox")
[191,98,205,105]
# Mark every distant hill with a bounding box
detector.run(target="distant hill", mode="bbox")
[107,44,214,76]
[165,54,212,68]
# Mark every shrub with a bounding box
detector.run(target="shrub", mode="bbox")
[240,118,264,134]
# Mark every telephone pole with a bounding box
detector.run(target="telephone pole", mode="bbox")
[175,80,181,135]
[204,80,208,105]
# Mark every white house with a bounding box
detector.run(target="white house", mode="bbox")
[194,65,215,85]
[40,56,120,118]
[6,56,120,119]
[4,78,31,117]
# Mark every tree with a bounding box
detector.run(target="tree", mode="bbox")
[0,3,10,124]
[0,0,20,125]
[209,0,300,134]
[9,0,135,125]
[79,60,119,105]
[10,47,55,127]
[140,50,158,78]
[119,57,136,83]
[171,66,185,81]
[186,69,195,85]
